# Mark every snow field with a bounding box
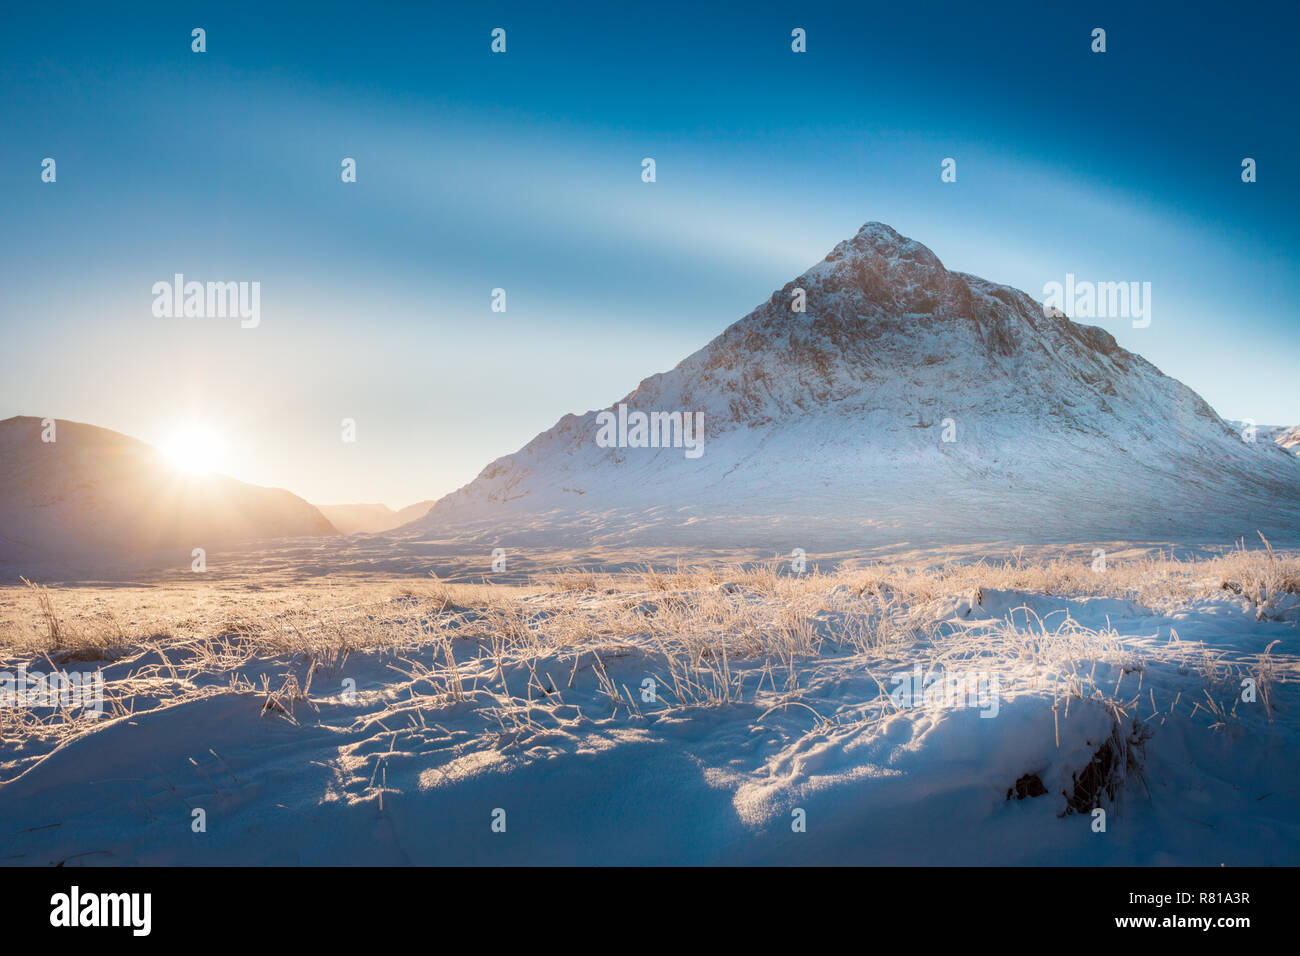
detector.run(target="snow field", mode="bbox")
[1,545,1297,864]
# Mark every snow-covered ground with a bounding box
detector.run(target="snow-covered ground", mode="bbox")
[2,545,1296,865]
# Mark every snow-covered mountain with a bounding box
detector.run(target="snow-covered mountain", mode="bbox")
[415,223,1300,548]
[1256,423,1298,456]
[0,416,337,563]
[1226,419,1300,455]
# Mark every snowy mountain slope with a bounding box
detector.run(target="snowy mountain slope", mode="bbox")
[318,500,435,535]
[415,223,1300,548]
[0,416,337,563]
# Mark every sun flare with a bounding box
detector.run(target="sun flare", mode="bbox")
[160,423,226,475]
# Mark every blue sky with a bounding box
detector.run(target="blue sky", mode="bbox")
[2,1,1296,507]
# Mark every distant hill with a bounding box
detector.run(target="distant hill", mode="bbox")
[317,500,435,535]
[0,416,337,563]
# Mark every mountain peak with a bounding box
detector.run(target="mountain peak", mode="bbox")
[414,222,1300,549]
[822,222,944,272]
[855,220,904,241]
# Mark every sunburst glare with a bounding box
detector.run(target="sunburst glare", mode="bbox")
[159,423,226,475]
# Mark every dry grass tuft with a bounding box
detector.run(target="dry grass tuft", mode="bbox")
[2,539,1297,787]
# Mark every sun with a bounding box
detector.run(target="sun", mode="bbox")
[159,423,227,475]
